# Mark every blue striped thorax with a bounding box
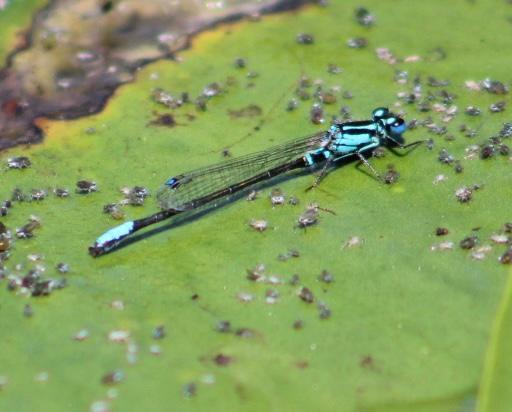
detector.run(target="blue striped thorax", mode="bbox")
[303,107,407,167]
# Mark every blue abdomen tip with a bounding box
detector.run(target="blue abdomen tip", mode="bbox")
[96,221,135,245]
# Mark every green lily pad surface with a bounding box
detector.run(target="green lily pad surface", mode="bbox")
[1,1,512,411]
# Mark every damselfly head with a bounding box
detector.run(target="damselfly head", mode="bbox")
[372,107,407,139]
[385,117,407,137]
[380,112,407,145]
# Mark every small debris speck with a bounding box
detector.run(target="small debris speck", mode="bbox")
[298,287,314,303]
[108,330,130,343]
[101,370,124,385]
[347,37,367,49]
[183,382,197,399]
[455,186,473,203]
[23,304,33,317]
[233,57,246,68]
[471,245,492,260]
[354,6,375,26]
[53,187,69,198]
[215,320,231,333]
[318,270,334,284]
[490,234,509,244]
[73,329,90,341]
[431,241,454,251]
[343,236,363,248]
[317,301,332,319]
[56,262,70,273]
[237,292,254,303]
[213,353,232,366]
[296,33,314,45]
[76,180,97,194]
[7,156,31,169]
[152,325,166,340]
[460,235,478,250]
[489,101,506,113]
[110,300,124,310]
[499,249,512,264]
[435,227,449,236]
[249,219,268,232]
[270,188,285,206]
[293,319,304,330]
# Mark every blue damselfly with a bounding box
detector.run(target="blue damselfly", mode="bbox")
[89,107,421,256]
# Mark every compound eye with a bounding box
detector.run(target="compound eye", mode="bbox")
[390,118,407,135]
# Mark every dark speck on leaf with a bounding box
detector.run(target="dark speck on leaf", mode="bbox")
[7,156,31,169]
[56,262,70,274]
[318,270,334,284]
[149,113,176,127]
[235,328,255,338]
[455,186,473,203]
[498,122,512,138]
[293,319,304,330]
[295,360,309,369]
[183,382,197,399]
[310,103,324,124]
[465,106,481,116]
[327,63,342,74]
[355,7,375,26]
[54,187,70,198]
[23,304,33,318]
[202,82,222,97]
[195,96,208,111]
[360,355,375,369]
[215,320,231,333]
[383,165,400,184]
[233,57,246,68]
[76,180,97,194]
[318,301,331,319]
[298,287,314,303]
[481,78,509,95]
[435,227,449,236]
[296,33,314,44]
[480,144,495,159]
[500,249,512,264]
[152,325,166,340]
[490,101,506,113]
[499,144,510,156]
[438,149,454,164]
[31,189,47,201]
[286,98,299,111]
[460,235,478,250]
[214,353,232,366]
[347,37,367,48]
[101,370,124,385]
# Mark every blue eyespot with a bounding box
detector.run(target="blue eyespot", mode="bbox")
[372,107,389,121]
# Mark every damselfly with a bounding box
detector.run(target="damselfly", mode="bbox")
[89,107,422,256]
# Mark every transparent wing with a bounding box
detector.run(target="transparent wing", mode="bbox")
[157,131,328,210]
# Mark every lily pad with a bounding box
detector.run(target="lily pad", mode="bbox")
[1,1,512,411]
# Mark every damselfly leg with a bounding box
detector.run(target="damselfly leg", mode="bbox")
[356,151,384,182]
[305,158,334,192]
